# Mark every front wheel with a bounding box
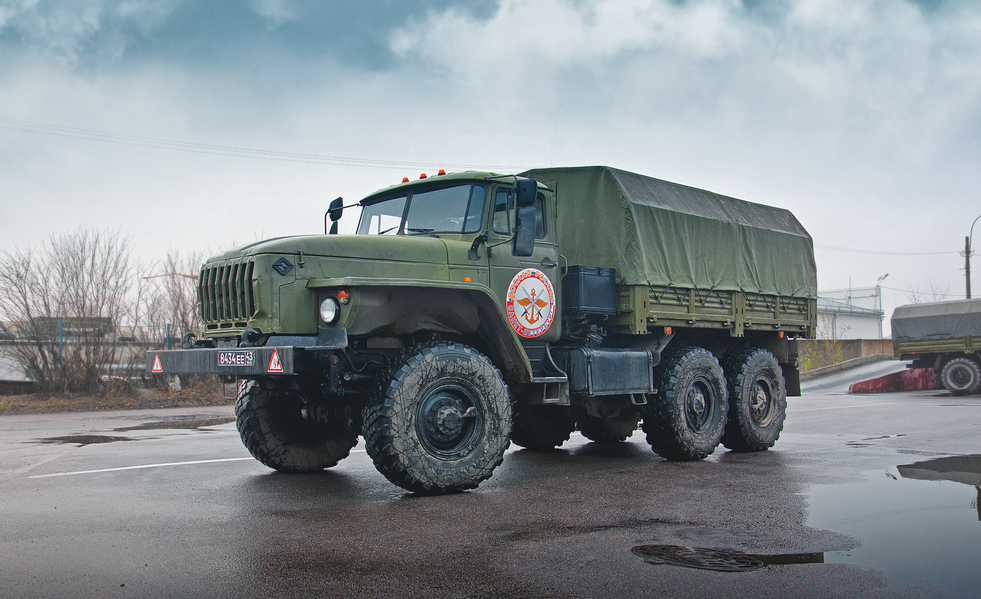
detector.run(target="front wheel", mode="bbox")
[235,378,359,472]
[362,343,512,494]
[940,357,981,395]
[642,347,727,461]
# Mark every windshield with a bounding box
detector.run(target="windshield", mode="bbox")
[356,184,486,235]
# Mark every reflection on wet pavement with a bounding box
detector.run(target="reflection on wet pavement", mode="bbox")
[37,435,133,446]
[807,454,981,595]
[114,417,235,431]
[35,417,236,446]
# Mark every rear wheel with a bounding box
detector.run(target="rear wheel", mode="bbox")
[235,378,359,472]
[940,357,981,395]
[721,348,787,452]
[362,342,511,494]
[642,347,727,461]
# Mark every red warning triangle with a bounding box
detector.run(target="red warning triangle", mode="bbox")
[152,354,163,373]
[267,349,283,373]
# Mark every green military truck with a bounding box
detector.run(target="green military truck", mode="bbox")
[148,166,817,494]
[892,299,981,395]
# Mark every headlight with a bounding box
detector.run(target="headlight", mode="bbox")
[319,297,340,324]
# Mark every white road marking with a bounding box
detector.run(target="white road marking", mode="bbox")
[28,457,255,478]
[794,401,897,413]
[28,449,368,479]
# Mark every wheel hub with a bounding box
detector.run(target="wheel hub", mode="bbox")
[436,405,465,435]
[951,367,971,386]
[417,389,480,454]
[689,389,706,418]
[749,383,772,424]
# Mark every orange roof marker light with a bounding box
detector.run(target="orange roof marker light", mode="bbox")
[402,177,409,183]
[438,169,446,176]
[420,173,427,179]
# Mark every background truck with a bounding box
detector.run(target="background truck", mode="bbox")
[892,299,981,395]
[147,165,817,494]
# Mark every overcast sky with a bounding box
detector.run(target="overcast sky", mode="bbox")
[2,0,980,334]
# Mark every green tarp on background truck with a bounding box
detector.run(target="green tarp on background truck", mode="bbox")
[520,166,817,300]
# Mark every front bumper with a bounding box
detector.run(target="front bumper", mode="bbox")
[147,346,297,376]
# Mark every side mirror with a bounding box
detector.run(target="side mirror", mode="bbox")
[512,179,537,257]
[515,179,537,208]
[326,197,343,235]
[512,205,536,257]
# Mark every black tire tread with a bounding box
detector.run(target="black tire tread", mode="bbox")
[235,378,358,472]
[642,347,727,461]
[720,347,787,452]
[940,357,981,395]
[361,342,511,494]
[578,413,640,444]
[511,397,576,450]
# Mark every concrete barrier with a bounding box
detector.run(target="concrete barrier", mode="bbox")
[848,368,940,394]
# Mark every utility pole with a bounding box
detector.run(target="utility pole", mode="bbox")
[968,215,980,300]
[967,236,972,300]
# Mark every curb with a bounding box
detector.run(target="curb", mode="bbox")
[799,354,896,382]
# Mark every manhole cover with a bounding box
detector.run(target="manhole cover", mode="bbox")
[632,544,765,572]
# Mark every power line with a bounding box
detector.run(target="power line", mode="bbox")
[0,117,528,172]
[814,243,958,257]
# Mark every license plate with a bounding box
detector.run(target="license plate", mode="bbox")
[218,350,255,367]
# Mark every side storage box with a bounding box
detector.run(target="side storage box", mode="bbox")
[556,347,654,396]
[563,265,617,316]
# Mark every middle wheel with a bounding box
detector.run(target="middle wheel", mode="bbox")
[362,342,512,494]
[642,347,727,461]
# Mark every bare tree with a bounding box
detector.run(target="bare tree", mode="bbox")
[0,229,135,393]
[905,281,951,304]
[124,250,204,388]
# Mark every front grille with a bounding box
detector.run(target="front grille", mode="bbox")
[199,259,257,326]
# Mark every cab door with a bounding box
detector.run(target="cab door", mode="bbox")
[488,184,562,343]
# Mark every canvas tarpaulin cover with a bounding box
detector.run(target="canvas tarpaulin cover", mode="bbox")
[891,299,981,341]
[520,166,817,298]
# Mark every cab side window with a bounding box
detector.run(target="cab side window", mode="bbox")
[493,188,546,239]
[493,189,511,235]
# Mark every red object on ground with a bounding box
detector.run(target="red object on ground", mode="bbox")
[848,368,939,394]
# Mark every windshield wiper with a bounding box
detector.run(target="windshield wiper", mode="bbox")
[405,228,436,236]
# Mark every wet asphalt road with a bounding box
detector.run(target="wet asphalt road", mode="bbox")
[2,361,980,599]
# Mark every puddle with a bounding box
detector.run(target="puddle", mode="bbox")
[114,417,235,432]
[807,455,981,595]
[38,435,133,446]
[36,418,236,445]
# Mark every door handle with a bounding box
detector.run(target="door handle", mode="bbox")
[539,258,557,269]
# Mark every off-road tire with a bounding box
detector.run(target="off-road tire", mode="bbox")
[362,342,512,494]
[511,394,577,450]
[235,378,359,472]
[642,347,727,461]
[578,412,641,444]
[940,357,981,395]
[720,348,787,452]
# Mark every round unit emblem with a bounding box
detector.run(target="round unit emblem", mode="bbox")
[506,268,556,338]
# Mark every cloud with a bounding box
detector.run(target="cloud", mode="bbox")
[391,0,748,76]
[248,0,299,26]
